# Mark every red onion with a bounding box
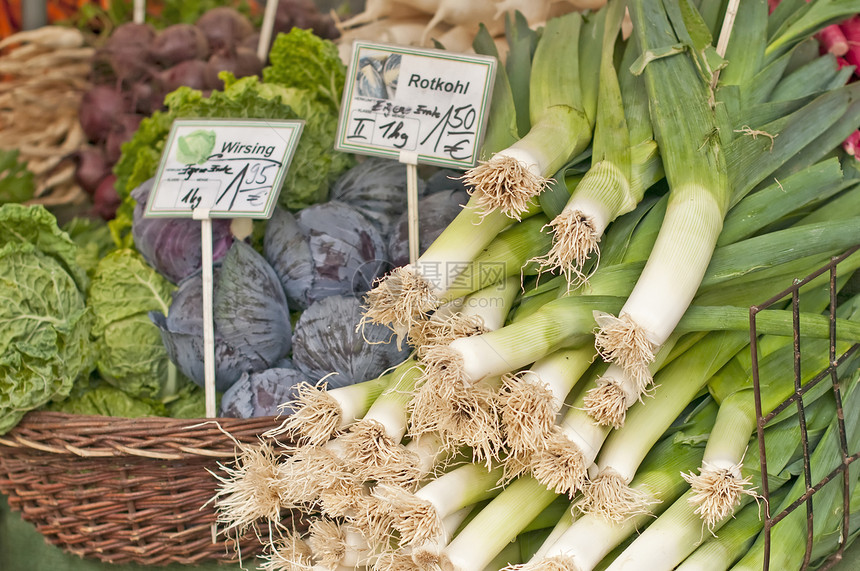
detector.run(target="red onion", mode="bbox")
[195,7,254,53]
[79,85,127,144]
[92,174,121,220]
[150,23,210,67]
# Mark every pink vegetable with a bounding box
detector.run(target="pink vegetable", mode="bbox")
[105,114,143,164]
[195,6,254,52]
[275,0,340,40]
[150,23,210,67]
[817,24,849,56]
[92,174,121,220]
[79,85,128,144]
[204,46,263,89]
[844,130,860,159]
[841,17,860,74]
[159,59,210,93]
[95,22,157,85]
[71,146,112,196]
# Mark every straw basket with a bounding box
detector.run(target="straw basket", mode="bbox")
[0,411,292,566]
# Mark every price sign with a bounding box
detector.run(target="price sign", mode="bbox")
[335,41,496,169]
[144,118,303,219]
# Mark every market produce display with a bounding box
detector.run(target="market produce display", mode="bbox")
[1,0,860,570]
[207,1,859,570]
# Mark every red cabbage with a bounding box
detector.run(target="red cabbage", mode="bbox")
[149,240,292,393]
[263,201,388,310]
[131,178,233,284]
[219,364,310,418]
[291,294,409,389]
[329,157,425,235]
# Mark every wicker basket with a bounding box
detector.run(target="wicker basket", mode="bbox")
[0,411,293,566]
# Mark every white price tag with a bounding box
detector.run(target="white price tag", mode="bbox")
[335,41,496,169]
[144,118,303,219]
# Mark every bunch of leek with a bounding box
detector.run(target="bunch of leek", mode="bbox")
[205,2,860,569]
[359,10,606,345]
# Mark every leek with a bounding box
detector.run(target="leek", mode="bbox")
[512,397,717,571]
[587,0,732,427]
[499,345,598,469]
[606,363,860,571]
[534,0,664,287]
[265,370,394,448]
[372,462,505,548]
[684,289,860,528]
[580,331,750,522]
[360,202,540,344]
[462,11,598,220]
[432,475,560,571]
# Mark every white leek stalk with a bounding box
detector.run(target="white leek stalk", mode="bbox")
[514,399,715,571]
[361,206,548,345]
[417,295,624,391]
[373,462,505,548]
[608,362,860,571]
[463,11,596,220]
[411,276,520,357]
[673,490,781,571]
[586,0,731,427]
[580,331,749,523]
[526,333,695,497]
[535,1,662,287]
[434,476,560,571]
[500,345,597,469]
[264,371,393,447]
[685,290,859,529]
[337,358,425,486]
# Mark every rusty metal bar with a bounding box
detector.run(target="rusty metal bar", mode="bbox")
[752,245,860,571]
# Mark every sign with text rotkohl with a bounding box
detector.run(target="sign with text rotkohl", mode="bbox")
[335,41,497,168]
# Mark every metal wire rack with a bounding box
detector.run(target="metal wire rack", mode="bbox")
[752,245,860,571]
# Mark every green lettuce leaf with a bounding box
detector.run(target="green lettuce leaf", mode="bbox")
[88,249,191,402]
[0,241,94,434]
[0,203,88,291]
[263,27,346,111]
[46,377,162,418]
[164,383,208,419]
[63,217,116,281]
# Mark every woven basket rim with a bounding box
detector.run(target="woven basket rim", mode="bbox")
[0,410,281,460]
